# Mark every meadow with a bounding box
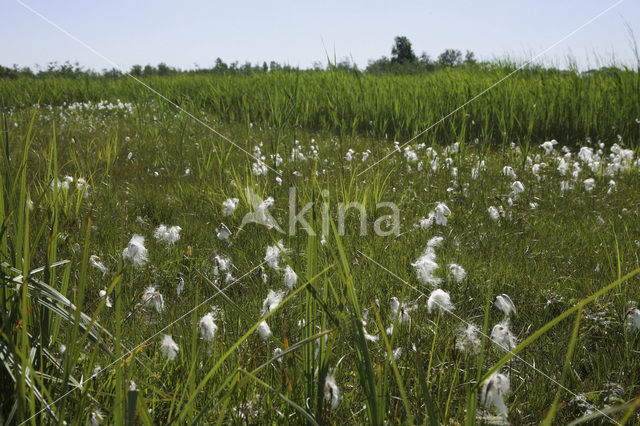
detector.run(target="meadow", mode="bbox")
[1,66,640,425]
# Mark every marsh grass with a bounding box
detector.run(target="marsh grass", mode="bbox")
[1,66,640,424]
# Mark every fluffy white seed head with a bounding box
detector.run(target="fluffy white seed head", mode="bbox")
[502,166,516,179]
[160,335,179,361]
[491,321,517,351]
[89,410,104,426]
[540,139,557,155]
[362,320,379,342]
[584,178,595,192]
[153,225,181,245]
[283,265,298,289]
[390,297,414,324]
[625,308,640,332]
[89,255,107,274]
[261,289,285,316]
[427,236,444,248]
[434,203,451,226]
[98,289,112,308]
[412,238,444,286]
[488,206,500,221]
[265,240,287,270]
[494,294,516,317]
[324,375,341,410]
[412,248,441,287]
[392,347,403,360]
[198,312,218,342]
[449,263,467,283]
[273,347,284,363]
[510,181,525,197]
[214,255,231,272]
[419,212,435,229]
[142,286,165,313]
[122,234,148,267]
[217,223,232,240]
[257,321,272,340]
[222,198,239,216]
[481,372,511,418]
[455,323,481,354]
[427,289,454,314]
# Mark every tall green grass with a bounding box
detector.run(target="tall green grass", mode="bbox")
[1,67,640,424]
[1,65,639,146]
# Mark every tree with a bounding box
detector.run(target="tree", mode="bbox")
[391,36,416,64]
[419,52,435,71]
[130,65,143,76]
[438,49,463,67]
[157,63,172,76]
[366,57,391,74]
[464,50,476,66]
[214,58,228,72]
[143,64,156,75]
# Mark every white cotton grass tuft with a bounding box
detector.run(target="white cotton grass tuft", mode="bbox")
[261,289,285,316]
[418,212,435,229]
[510,181,525,199]
[494,294,516,317]
[539,139,558,155]
[89,409,104,426]
[160,334,179,361]
[222,197,239,216]
[625,307,640,332]
[98,289,112,308]
[265,240,287,270]
[389,296,416,324]
[324,375,342,410]
[392,347,403,360]
[273,347,284,363]
[283,265,298,289]
[502,166,516,179]
[481,372,511,419]
[560,180,573,193]
[361,320,379,342]
[449,263,467,283]
[412,237,444,287]
[122,234,148,267]
[257,321,272,340]
[217,223,232,240]
[75,178,90,198]
[198,312,218,342]
[177,276,185,296]
[89,255,107,274]
[455,323,481,354]
[434,202,451,226]
[255,196,277,228]
[153,224,181,245]
[214,255,231,273]
[584,178,595,192]
[427,236,444,248]
[491,321,517,351]
[142,286,165,313]
[488,206,500,222]
[427,289,454,314]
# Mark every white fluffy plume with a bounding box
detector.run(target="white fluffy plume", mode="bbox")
[122,234,148,267]
[481,372,511,418]
[427,289,454,314]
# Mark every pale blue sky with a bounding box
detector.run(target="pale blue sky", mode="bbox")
[2,0,639,71]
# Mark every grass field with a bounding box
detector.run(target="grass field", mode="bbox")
[1,68,640,425]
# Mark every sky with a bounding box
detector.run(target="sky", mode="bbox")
[2,0,639,72]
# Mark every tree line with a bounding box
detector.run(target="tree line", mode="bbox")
[0,36,622,79]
